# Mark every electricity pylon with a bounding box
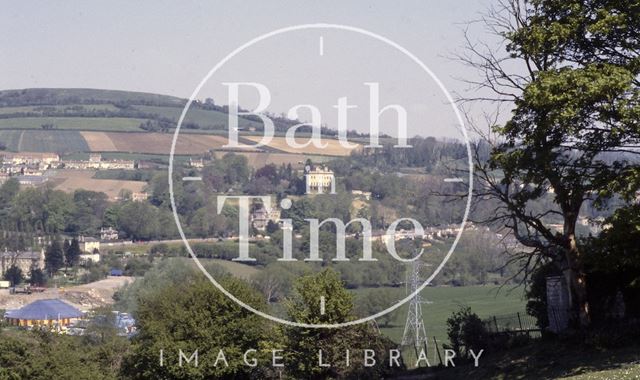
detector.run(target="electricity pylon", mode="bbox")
[401,260,430,357]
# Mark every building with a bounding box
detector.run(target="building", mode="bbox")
[189,157,204,168]
[79,236,100,253]
[0,249,45,277]
[305,166,335,193]
[4,299,84,327]
[0,153,59,180]
[62,153,135,170]
[132,191,149,202]
[100,227,119,241]
[250,205,281,231]
[16,175,49,186]
[4,152,60,166]
[351,189,372,200]
[79,252,100,263]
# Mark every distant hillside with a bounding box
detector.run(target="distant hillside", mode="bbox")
[0,88,264,131]
[0,88,361,160]
[0,88,337,135]
[0,88,186,107]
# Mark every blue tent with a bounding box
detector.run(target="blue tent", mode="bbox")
[6,299,83,320]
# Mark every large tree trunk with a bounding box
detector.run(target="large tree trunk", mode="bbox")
[564,220,591,327]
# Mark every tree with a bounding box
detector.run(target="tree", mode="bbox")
[283,269,401,379]
[29,267,47,286]
[65,238,82,268]
[461,0,640,327]
[265,220,279,235]
[0,178,20,207]
[446,306,488,359]
[3,265,23,285]
[63,239,71,269]
[356,288,397,327]
[121,274,279,379]
[0,328,127,379]
[584,204,640,321]
[45,239,65,275]
[254,164,279,185]
[117,201,159,241]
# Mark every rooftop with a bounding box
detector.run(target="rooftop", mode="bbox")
[5,299,83,320]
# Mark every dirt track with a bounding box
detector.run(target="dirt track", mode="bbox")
[0,276,134,313]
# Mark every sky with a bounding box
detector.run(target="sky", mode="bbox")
[0,1,500,139]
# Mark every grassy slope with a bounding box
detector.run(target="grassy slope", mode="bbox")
[401,340,640,380]
[0,103,120,114]
[135,105,263,130]
[0,88,185,106]
[0,117,145,131]
[352,285,526,344]
[0,88,331,155]
[0,88,263,133]
[0,130,89,153]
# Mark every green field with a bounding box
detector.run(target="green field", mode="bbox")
[0,117,146,131]
[0,88,185,107]
[0,129,89,153]
[195,258,260,279]
[353,285,527,344]
[0,104,121,115]
[135,105,263,130]
[103,238,526,345]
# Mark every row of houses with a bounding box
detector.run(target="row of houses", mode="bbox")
[1,153,60,178]
[0,152,135,175]
[62,153,135,170]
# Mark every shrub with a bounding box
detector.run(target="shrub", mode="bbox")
[446,306,489,358]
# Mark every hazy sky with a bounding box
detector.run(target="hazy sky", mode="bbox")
[0,1,499,139]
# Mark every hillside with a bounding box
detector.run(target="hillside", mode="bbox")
[0,88,266,133]
[0,88,186,107]
[0,88,359,160]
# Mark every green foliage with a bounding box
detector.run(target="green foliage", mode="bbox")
[282,269,402,379]
[123,257,153,276]
[251,262,308,303]
[446,306,488,359]
[584,204,640,321]
[80,264,108,283]
[201,153,251,193]
[29,267,47,286]
[121,271,278,379]
[355,287,396,327]
[65,238,82,267]
[0,330,125,379]
[116,201,178,241]
[70,190,109,236]
[586,204,640,278]
[44,239,65,275]
[3,265,23,285]
[468,0,640,328]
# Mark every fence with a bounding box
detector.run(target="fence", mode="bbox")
[403,311,542,368]
[482,311,541,337]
